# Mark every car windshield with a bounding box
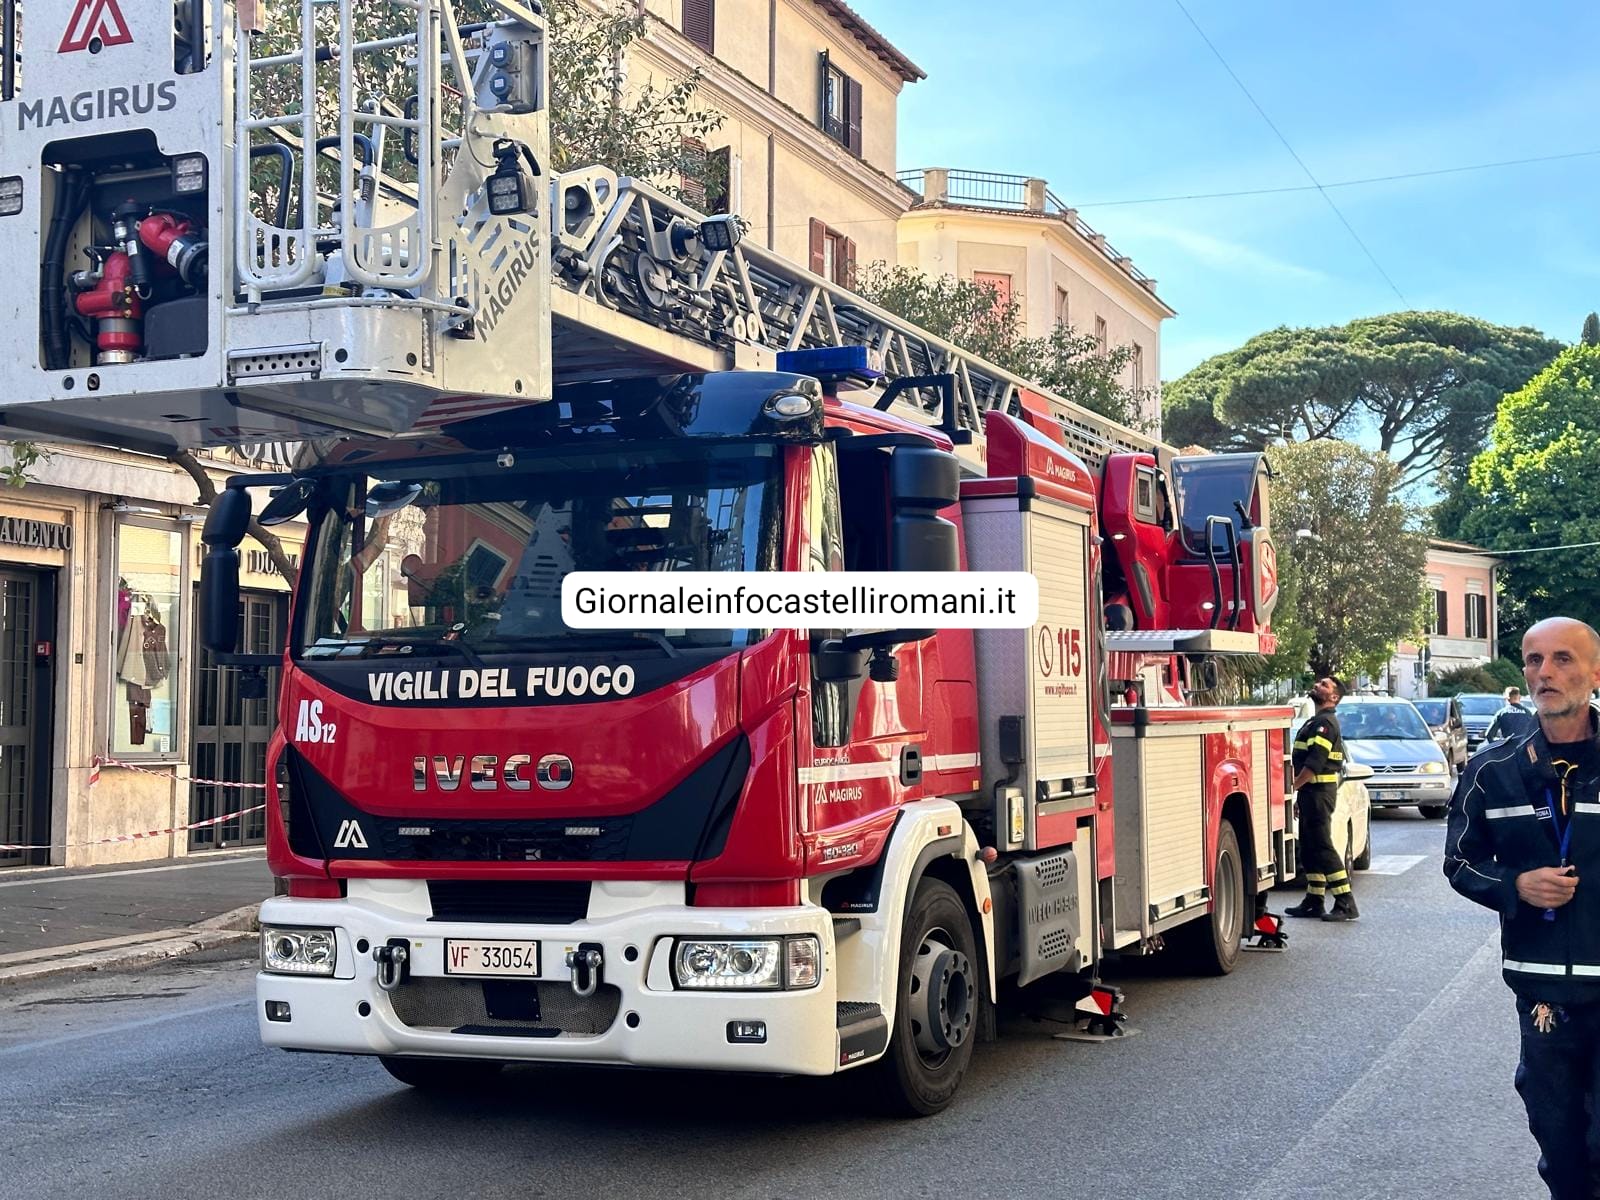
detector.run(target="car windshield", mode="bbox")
[298,442,783,657]
[1336,702,1432,741]
[1413,699,1447,725]
[1457,694,1504,716]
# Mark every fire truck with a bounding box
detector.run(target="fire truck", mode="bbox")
[0,0,1295,1114]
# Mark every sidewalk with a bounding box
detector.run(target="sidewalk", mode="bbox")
[0,851,272,983]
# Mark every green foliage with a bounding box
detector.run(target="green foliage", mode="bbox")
[1163,312,1562,489]
[1482,657,1526,689]
[1,441,47,488]
[1454,344,1600,637]
[854,263,1152,430]
[1266,439,1428,679]
[1583,312,1600,347]
[1429,664,1501,697]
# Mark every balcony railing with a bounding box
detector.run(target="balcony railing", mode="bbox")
[898,167,1158,294]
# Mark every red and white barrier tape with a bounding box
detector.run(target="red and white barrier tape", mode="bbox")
[0,757,272,851]
[0,802,268,851]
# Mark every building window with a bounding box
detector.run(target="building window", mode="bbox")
[112,521,184,758]
[682,0,714,54]
[809,218,855,287]
[679,137,708,210]
[1432,588,1448,637]
[818,51,863,155]
[705,146,731,215]
[973,271,1012,312]
[1055,286,1069,329]
[1132,343,1144,390]
[1094,316,1108,355]
[1465,592,1488,640]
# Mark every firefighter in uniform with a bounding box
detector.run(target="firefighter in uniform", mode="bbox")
[1286,677,1359,921]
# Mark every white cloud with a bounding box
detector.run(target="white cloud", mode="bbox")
[1109,215,1329,283]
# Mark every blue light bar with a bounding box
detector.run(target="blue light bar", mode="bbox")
[776,345,886,381]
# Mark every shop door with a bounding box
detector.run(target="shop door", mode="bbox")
[189,591,286,850]
[0,570,55,867]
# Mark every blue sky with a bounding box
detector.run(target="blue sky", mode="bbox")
[866,0,1600,380]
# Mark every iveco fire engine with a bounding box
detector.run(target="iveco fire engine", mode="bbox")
[0,0,1295,1113]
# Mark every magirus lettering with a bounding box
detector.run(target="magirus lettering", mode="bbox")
[476,241,539,337]
[18,81,178,130]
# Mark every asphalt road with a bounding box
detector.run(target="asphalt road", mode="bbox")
[0,814,1540,1200]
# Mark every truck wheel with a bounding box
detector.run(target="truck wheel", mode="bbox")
[1352,820,1372,871]
[870,878,978,1117]
[378,1056,505,1090]
[1170,820,1244,976]
[1419,804,1448,820]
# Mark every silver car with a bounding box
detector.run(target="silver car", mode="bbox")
[1335,696,1453,819]
[1412,696,1468,774]
[1456,692,1507,754]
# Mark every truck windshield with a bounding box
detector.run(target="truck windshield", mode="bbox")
[297,443,783,657]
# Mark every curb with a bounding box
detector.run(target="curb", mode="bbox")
[0,901,264,986]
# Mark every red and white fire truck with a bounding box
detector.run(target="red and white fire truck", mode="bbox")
[0,0,1295,1114]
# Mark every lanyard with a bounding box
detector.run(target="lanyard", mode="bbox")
[1542,777,1577,922]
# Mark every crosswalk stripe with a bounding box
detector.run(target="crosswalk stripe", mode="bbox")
[1362,854,1427,876]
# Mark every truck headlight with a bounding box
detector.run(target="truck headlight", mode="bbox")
[1419,760,1446,775]
[672,936,821,990]
[262,926,337,976]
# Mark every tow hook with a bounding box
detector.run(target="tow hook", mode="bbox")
[373,938,410,992]
[565,942,604,997]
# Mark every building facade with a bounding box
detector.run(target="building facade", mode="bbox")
[0,443,306,869]
[632,0,923,274]
[1386,538,1501,699]
[895,169,1175,431]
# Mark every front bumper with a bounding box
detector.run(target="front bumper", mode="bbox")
[255,886,839,1075]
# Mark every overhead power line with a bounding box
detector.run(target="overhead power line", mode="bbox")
[1488,540,1600,556]
[1171,0,1408,304]
[1076,149,1600,209]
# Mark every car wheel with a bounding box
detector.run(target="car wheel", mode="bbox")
[870,878,979,1117]
[1419,804,1449,820]
[1169,820,1244,977]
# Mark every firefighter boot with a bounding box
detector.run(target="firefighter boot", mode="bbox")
[1322,892,1359,922]
[1284,893,1325,919]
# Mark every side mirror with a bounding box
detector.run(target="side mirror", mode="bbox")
[1343,762,1376,782]
[258,477,318,527]
[366,480,423,518]
[200,546,241,655]
[889,447,960,573]
[202,486,252,549]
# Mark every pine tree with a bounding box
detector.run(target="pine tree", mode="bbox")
[1582,312,1600,346]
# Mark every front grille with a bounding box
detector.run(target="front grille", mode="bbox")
[389,977,621,1036]
[428,880,591,924]
[1367,764,1417,774]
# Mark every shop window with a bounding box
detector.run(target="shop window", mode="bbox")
[113,522,184,758]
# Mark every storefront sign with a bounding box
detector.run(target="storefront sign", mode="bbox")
[0,516,72,551]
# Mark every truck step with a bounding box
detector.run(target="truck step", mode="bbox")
[836,1002,889,1068]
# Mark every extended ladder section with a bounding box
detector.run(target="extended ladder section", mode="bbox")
[0,0,1157,470]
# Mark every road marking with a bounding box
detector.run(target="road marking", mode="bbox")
[1362,854,1427,875]
[0,852,266,890]
[0,998,253,1057]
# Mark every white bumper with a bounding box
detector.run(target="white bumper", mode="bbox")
[254,883,839,1076]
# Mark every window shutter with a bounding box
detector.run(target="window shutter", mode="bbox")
[818,51,831,128]
[683,0,715,53]
[679,136,707,209]
[809,219,827,277]
[842,238,857,288]
[846,77,863,155]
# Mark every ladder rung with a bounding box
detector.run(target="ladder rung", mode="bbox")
[243,116,314,132]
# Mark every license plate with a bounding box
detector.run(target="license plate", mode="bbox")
[1372,790,1406,802]
[444,939,541,977]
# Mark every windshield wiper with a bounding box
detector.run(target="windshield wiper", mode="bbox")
[480,630,682,658]
[366,634,488,669]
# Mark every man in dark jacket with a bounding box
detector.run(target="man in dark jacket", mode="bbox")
[1286,677,1357,921]
[1485,686,1540,745]
[1445,617,1600,1199]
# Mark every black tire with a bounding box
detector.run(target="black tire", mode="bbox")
[378,1056,505,1090]
[1419,804,1449,820]
[869,878,979,1117]
[1352,820,1372,871]
[1170,820,1245,976]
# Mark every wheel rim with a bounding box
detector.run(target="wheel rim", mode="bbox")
[1216,844,1242,943]
[908,926,974,1066]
